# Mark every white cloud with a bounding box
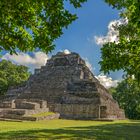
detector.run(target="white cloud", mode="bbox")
[2,51,49,72]
[63,49,71,54]
[94,19,128,46]
[58,49,71,55]
[95,74,118,89]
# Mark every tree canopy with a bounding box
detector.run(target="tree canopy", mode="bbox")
[110,78,140,119]
[0,60,30,95]
[0,0,87,54]
[100,0,140,81]
[1,0,140,81]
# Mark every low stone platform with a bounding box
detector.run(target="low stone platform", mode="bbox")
[0,99,60,121]
[0,112,60,121]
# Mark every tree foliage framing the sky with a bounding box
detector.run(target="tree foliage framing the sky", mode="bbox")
[0,0,87,54]
[100,0,140,81]
[1,0,140,82]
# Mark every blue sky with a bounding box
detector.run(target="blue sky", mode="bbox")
[1,0,123,83]
[53,0,122,80]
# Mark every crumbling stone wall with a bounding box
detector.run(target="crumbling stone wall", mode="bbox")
[54,104,99,119]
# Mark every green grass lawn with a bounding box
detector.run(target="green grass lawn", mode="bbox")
[0,119,140,140]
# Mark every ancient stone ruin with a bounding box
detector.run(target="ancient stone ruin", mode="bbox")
[0,51,125,121]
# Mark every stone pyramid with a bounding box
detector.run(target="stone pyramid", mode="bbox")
[0,51,125,120]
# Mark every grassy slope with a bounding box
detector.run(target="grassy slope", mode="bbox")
[31,112,55,117]
[0,120,140,140]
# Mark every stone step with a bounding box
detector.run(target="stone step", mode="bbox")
[0,100,15,108]
[0,118,23,122]
[0,94,19,101]
[15,101,40,110]
[2,109,27,116]
[0,110,3,117]
[25,99,48,108]
[0,107,49,117]
[0,115,37,121]
[0,113,60,121]
[15,99,48,109]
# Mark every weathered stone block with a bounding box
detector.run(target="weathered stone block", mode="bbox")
[15,100,40,110]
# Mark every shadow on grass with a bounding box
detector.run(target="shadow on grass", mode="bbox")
[0,121,140,140]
